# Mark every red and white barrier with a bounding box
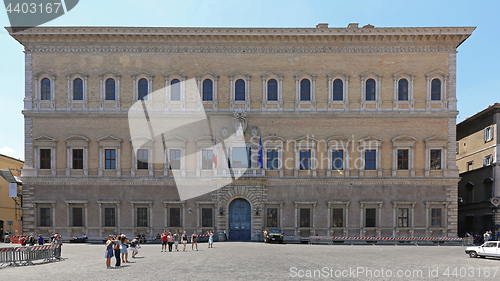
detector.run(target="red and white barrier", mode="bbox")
[309,236,463,242]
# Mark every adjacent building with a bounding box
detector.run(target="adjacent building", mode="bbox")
[457,103,499,237]
[0,154,24,237]
[8,23,474,240]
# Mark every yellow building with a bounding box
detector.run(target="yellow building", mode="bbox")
[9,23,474,240]
[457,103,499,237]
[0,154,23,238]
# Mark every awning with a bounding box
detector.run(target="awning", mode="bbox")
[0,169,22,184]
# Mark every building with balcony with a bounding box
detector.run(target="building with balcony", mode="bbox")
[8,23,474,239]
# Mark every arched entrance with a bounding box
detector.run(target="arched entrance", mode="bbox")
[228,198,251,241]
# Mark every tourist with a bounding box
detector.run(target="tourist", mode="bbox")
[208,231,214,248]
[52,234,62,259]
[130,236,140,258]
[113,235,121,267]
[167,232,174,252]
[191,231,198,251]
[483,231,490,243]
[105,235,114,269]
[182,231,188,251]
[50,233,55,243]
[38,234,44,245]
[173,230,180,252]
[161,230,167,252]
[28,233,36,246]
[120,235,130,263]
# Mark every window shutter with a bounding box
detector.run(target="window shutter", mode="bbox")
[483,157,487,167]
[484,128,487,142]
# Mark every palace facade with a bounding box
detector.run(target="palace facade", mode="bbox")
[9,23,474,240]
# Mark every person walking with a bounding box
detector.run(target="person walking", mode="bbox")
[182,231,188,251]
[52,234,62,259]
[191,231,198,251]
[173,230,180,252]
[161,230,167,252]
[38,234,44,245]
[113,235,121,267]
[105,235,114,269]
[484,231,490,243]
[167,232,174,252]
[120,235,130,263]
[208,231,214,248]
[28,233,36,246]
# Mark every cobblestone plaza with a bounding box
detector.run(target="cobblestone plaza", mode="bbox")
[1,242,499,280]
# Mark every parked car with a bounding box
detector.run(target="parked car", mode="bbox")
[266,228,284,244]
[465,241,500,258]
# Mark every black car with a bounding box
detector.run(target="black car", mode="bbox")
[266,229,284,244]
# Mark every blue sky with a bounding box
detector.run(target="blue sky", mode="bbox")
[0,0,498,161]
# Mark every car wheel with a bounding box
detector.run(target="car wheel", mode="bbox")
[469,251,478,258]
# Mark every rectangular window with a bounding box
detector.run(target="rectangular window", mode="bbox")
[169,207,181,227]
[365,150,376,170]
[299,208,311,227]
[105,149,116,170]
[332,150,343,170]
[72,207,84,227]
[267,208,278,227]
[40,149,51,169]
[365,208,376,227]
[430,149,441,170]
[169,149,181,170]
[201,208,213,227]
[136,207,148,227]
[397,149,409,170]
[266,149,278,170]
[231,147,251,169]
[484,127,494,142]
[397,208,409,228]
[202,150,213,170]
[72,149,84,170]
[104,207,116,227]
[431,208,442,227]
[467,161,473,172]
[483,155,493,167]
[39,207,51,226]
[300,150,311,170]
[332,81,343,101]
[137,149,148,170]
[332,208,344,227]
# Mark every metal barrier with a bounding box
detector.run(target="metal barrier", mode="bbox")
[308,236,464,246]
[8,235,29,244]
[0,245,61,266]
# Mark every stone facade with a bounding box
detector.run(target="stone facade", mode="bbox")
[8,24,474,239]
[457,103,500,237]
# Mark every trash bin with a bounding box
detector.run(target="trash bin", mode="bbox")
[254,232,261,242]
[218,233,226,241]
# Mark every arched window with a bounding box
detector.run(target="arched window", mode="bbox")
[41,78,51,100]
[235,79,245,101]
[333,79,343,101]
[300,79,311,101]
[398,79,408,101]
[202,79,213,101]
[268,79,278,101]
[366,79,376,101]
[138,78,148,100]
[73,78,83,100]
[171,79,181,101]
[431,79,441,100]
[105,78,115,100]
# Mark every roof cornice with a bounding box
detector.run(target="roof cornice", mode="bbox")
[6,26,475,53]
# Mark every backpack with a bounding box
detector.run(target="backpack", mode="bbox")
[113,242,119,250]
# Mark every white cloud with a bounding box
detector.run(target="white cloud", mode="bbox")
[0,146,16,156]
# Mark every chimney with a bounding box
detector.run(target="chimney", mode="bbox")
[347,23,359,29]
[316,23,329,29]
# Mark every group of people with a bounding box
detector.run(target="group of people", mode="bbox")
[105,234,140,269]
[160,230,214,252]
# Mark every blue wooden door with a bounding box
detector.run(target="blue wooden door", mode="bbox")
[229,199,251,241]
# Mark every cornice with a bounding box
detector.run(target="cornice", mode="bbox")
[7,26,475,53]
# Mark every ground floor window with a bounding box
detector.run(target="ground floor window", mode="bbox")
[431,208,442,227]
[365,208,376,227]
[267,208,278,227]
[104,207,116,227]
[39,207,51,226]
[201,208,213,227]
[72,207,84,227]
[136,207,148,227]
[332,208,344,227]
[299,208,311,227]
[169,207,181,227]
